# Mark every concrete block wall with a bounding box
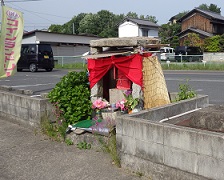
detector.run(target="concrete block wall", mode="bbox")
[116,95,224,180]
[133,94,209,121]
[0,90,53,127]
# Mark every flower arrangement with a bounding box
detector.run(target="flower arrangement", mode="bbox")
[92,97,109,110]
[115,99,126,111]
[116,89,139,113]
[123,89,139,111]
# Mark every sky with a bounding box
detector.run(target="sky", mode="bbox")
[1,0,224,32]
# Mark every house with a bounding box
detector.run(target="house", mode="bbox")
[22,30,100,57]
[118,17,159,38]
[177,8,224,45]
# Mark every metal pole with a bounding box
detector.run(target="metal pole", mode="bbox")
[1,0,5,6]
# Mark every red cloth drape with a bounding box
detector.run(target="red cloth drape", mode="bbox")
[87,53,151,89]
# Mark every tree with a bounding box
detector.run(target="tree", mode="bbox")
[198,3,221,14]
[126,12,138,18]
[78,13,99,35]
[170,36,179,48]
[219,34,224,52]
[183,33,202,47]
[48,24,63,33]
[203,35,221,52]
[159,23,181,44]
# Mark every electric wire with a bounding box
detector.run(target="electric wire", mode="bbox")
[2,0,72,30]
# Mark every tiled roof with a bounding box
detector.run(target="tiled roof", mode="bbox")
[177,27,213,37]
[124,17,159,27]
[178,8,224,22]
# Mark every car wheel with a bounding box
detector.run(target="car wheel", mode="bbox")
[29,63,38,72]
[17,68,22,72]
[46,68,53,72]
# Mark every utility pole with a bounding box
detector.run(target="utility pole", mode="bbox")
[1,0,5,6]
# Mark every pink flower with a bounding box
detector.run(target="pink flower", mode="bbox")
[116,99,127,111]
[92,98,109,109]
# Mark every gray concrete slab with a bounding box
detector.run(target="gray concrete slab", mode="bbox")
[0,118,143,180]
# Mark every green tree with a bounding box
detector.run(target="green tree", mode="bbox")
[198,3,221,14]
[159,23,181,44]
[78,13,99,35]
[170,36,180,48]
[203,35,221,52]
[48,24,63,33]
[126,12,138,18]
[219,34,224,52]
[183,33,202,47]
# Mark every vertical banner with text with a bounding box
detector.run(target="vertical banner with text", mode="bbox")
[0,5,24,78]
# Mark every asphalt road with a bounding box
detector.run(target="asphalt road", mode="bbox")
[0,69,69,95]
[0,69,223,105]
[164,70,224,105]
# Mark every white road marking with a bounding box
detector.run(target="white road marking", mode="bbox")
[11,83,55,88]
[165,78,224,83]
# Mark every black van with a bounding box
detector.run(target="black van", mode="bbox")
[17,44,54,72]
[175,46,203,62]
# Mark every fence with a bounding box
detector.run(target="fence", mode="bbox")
[54,56,86,67]
[54,53,224,67]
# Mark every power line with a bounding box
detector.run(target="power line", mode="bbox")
[5,0,42,2]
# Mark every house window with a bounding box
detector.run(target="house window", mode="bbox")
[142,29,148,37]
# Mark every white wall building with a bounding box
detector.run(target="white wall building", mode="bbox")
[22,30,100,57]
[118,17,159,38]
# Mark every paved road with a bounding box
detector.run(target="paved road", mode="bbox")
[0,69,69,95]
[164,70,224,105]
[0,69,223,104]
[0,118,142,180]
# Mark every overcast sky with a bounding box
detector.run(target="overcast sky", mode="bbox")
[1,0,224,31]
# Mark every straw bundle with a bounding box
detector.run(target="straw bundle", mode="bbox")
[142,56,170,109]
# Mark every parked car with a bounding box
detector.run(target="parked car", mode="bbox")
[17,44,54,72]
[175,46,203,62]
[160,47,175,61]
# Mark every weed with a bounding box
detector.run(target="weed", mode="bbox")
[175,79,196,101]
[97,129,121,167]
[136,171,144,177]
[76,141,91,150]
[40,116,67,142]
[65,138,74,145]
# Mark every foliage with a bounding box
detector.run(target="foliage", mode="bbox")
[48,71,92,125]
[123,90,139,111]
[198,3,221,14]
[170,36,180,49]
[97,129,120,167]
[183,33,202,48]
[77,141,91,150]
[161,62,224,71]
[65,138,74,145]
[203,35,221,52]
[55,62,87,69]
[40,116,68,142]
[175,80,196,101]
[47,10,158,38]
[219,34,224,52]
[159,24,181,45]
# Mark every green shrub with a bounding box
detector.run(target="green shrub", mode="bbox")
[48,71,92,125]
[175,80,196,101]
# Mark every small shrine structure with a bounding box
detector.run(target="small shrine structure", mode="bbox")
[85,37,171,110]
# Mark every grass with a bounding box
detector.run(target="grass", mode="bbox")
[40,116,67,142]
[55,62,224,71]
[97,129,121,167]
[161,62,224,70]
[55,63,86,69]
